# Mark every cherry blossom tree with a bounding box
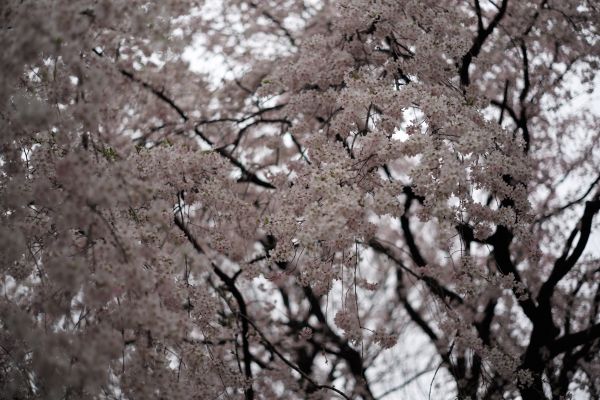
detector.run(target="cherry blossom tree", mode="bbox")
[1,1,599,399]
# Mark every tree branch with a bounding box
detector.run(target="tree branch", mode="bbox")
[460,0,509,86]
[120,68,275,189]
[174,216,254,399]
[538,196,600,305]
[549,323,600,359]
[241,314,351,400]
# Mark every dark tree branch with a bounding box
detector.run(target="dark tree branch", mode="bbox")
[369,238,463,306]
[460,0,509,86]
[498,79,510,125]
[395,268,457,381]
[399,287,438,343]
[469,298,497,396]
[488,226,538,321]
[119,68,275,190]
[538,197,600,306]
[174,215,255,400]
[518,43,531,103]
[249,2,296,46]
[549,323,600,359]
[400,214,427,268]
[241,314,351,400]
[518,42,531,152]
[517,195,600,400]
[473,0,484,32]
[490,99,519,125]
[302,288,376,399]
[536,174,600,223]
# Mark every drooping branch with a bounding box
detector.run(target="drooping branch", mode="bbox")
[369,238,463,306]
[375,363,437,399]
[241,314,351,400]
[119,68,275,189]
[302,288,376,400]
[248,2,297,46]
[469,298,497,396]
[174,215,255,400]
[394,268,458,384]
[536,173,600,223]
[398,194,464,305]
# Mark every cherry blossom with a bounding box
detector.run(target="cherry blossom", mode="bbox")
[1,1,599,399]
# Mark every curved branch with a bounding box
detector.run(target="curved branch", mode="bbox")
[460,0,509,86]
[119,68,275,189]
[241,314,351,400]
[538,197,600,305]
[174,216,254,399]
[549,323,600,359]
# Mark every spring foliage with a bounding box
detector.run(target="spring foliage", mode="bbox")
[1,1,600,399]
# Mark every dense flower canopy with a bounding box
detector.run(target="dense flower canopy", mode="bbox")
[1,1,599,399]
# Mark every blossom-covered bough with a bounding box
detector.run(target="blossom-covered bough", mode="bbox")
[1,1,599,399]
